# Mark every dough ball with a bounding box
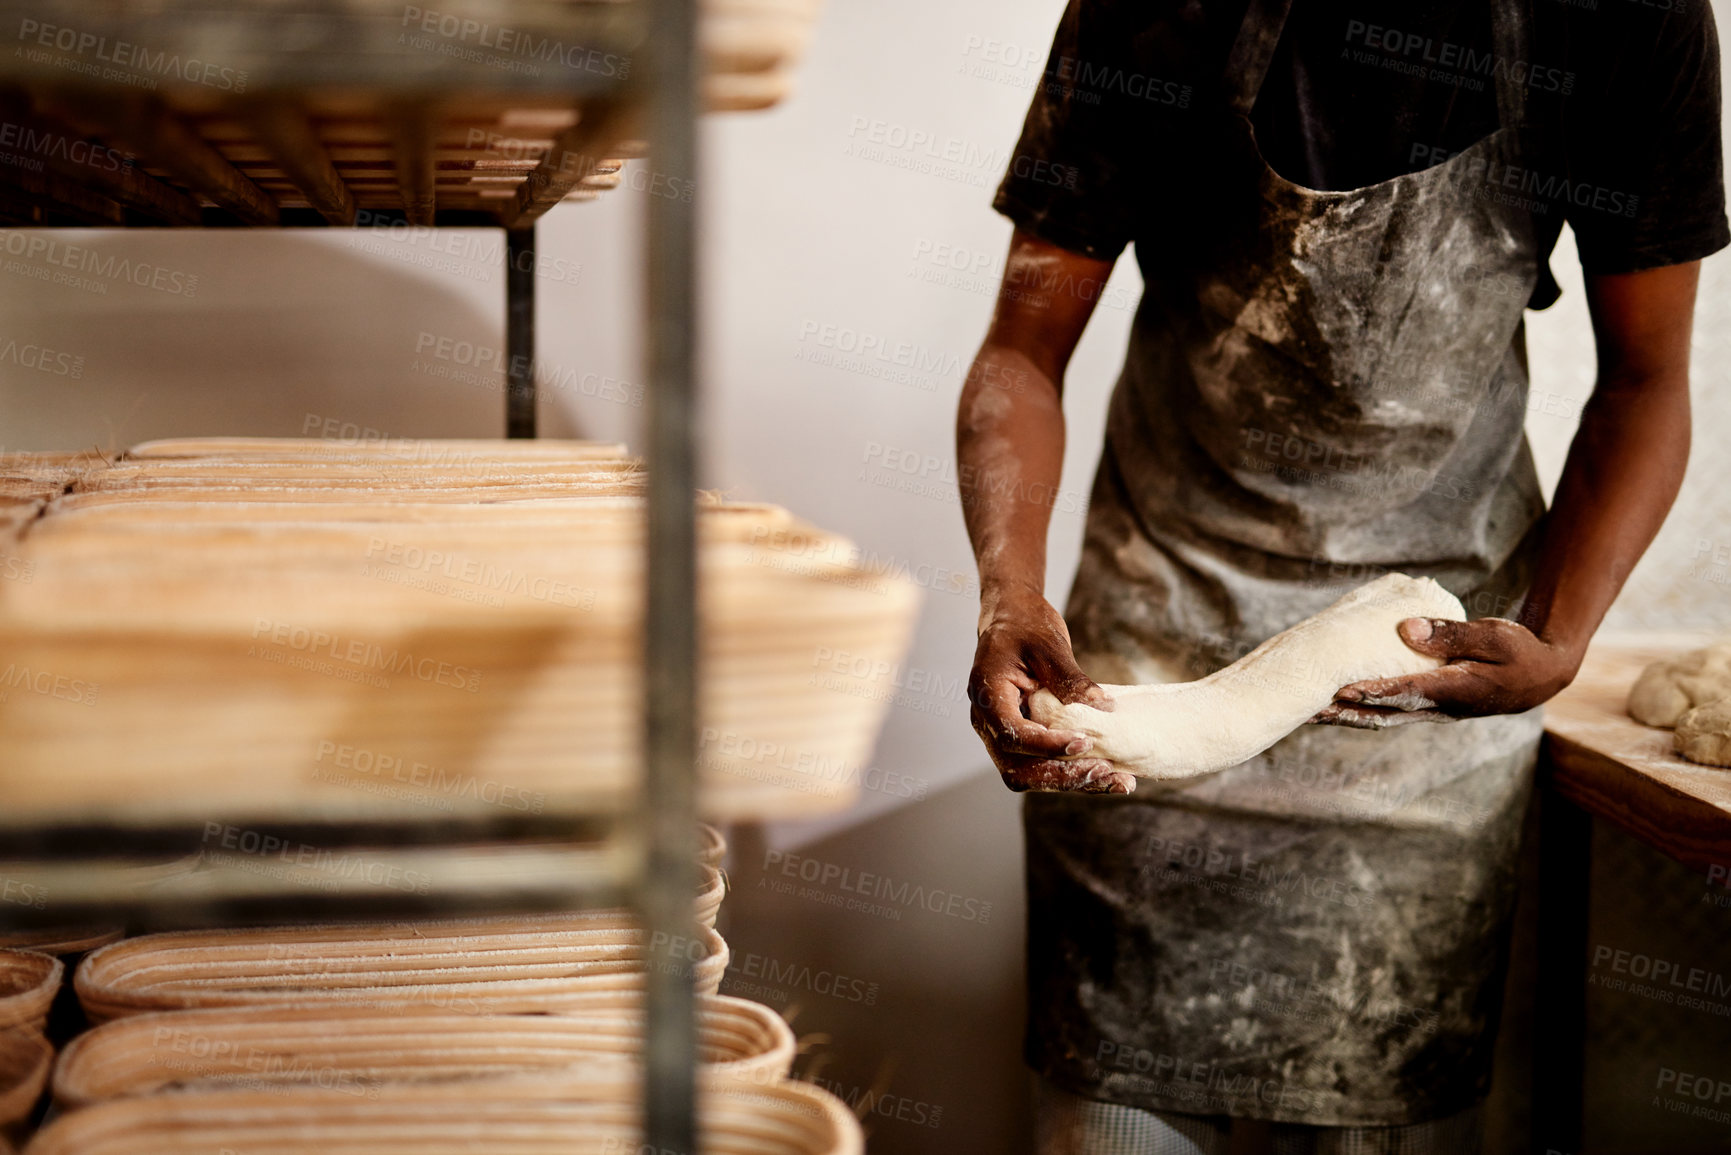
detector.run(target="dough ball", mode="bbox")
[1676,698,1731,767]
[1628,663,1696,727]
[1626,642,1731,728]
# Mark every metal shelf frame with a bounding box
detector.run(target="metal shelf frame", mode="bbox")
[0,0,642,229]
[0,2,704,1150]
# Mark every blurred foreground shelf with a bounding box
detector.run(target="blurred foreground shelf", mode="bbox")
[0,438,917,830]
[0,0,820,227]
[0,2,836,1147]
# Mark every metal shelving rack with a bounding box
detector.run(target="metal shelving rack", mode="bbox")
[0,1,704,1148]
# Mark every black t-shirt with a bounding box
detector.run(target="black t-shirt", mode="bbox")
[994,0,1728,296]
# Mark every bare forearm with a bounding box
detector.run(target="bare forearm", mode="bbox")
[957,348,1066,620]
[1519,371,1690,661]
[1518,262,1700,665]
[960,229,1128,791]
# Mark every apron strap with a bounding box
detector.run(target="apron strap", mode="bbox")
[1221,0,1294,116]
[1490,0,1535,131]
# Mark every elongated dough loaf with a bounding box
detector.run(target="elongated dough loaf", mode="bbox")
[1029,573,1464,780]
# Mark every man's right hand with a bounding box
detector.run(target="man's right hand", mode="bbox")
[957,228,1125,794]
[968,591,1133,794]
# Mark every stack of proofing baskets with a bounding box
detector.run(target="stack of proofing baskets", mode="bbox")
[700,0,827,110]
[0,437,920,824]
[29,826,857,1153]
[0,437,920,1153]
[0,949,59,1149]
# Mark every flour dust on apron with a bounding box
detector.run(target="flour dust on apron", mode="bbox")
[1026,0,1548,1126]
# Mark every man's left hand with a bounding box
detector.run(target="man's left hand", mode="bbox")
[1312,617,1580,729]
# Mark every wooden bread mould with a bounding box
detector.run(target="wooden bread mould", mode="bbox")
[25,1069,863,1154]
[0,438,921,827]
[0,1029,52,1141]
[75,917,730,1024]
[53,994,795,1108]
[0,954,61,1037]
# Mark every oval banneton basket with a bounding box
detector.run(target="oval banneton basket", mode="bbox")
[150,863,727,932]
[694,864,727,928]
[0,441,922,830]
[76,919,728,1025]
[26,1070,862,1155]
[696,823,728,870]
[0,952,62,1035]
[0,930,123,958]
[53,995,795,1108]
[0,1029,52,1137]
[124,439,633,463]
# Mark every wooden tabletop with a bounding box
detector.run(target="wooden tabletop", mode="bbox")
[1543,631,1731,872]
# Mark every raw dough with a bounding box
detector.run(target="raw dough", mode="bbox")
[1630,642,1731,767]
[1626,643,1731,728]
[1676,699,1731,767]
[1029,572,1463,780]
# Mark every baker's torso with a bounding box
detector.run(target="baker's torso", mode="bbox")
[1023,0,1549,1124]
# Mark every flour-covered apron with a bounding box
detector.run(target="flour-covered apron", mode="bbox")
[1025,0,1547,1125]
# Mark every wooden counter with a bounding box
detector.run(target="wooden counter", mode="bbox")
[1542,631,1731,872]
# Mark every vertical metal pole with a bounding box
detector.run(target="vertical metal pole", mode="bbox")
[642,0,699,1149]
[506,225,536,438]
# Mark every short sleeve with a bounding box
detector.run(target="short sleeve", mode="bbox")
[1565,0,1729,273]
[991,1,1183,261]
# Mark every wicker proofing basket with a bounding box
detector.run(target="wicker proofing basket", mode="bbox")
[76,919,729,1024]
[0,932,119,1049]
[693,863,727,927]
[1,448,923,830]
[26,1070,862,1155]
[0,953,62,1035]
[53,994,795,1108]
[0,931,123,959]
[0,1029,52,1138]
[696,823,728,869]
[152,864,726,932]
